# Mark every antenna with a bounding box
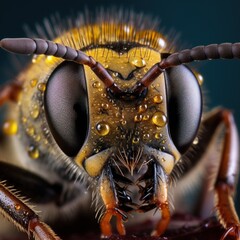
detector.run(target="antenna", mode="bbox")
[0,38,121,94]
[132,42,240,94]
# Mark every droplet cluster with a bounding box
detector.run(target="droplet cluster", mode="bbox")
[19,77,49,160]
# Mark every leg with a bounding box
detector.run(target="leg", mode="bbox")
[172,108,239,239]
[210,110,240,239]
[184,108,240,239]
[0,161,91,239]
[99,167,126,238]
[151,164,171,236]
[0,182,60,240]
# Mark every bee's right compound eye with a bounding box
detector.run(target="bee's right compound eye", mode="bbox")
[44,61,88,157]
[165,65,202,153]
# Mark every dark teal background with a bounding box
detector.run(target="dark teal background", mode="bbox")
[0,0,240,213]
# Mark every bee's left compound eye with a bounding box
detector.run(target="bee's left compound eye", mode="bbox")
[44,61,88,157]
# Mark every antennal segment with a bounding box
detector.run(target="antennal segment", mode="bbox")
[0,38,121,94]
[131,63,164,95]
[160,43,240,69]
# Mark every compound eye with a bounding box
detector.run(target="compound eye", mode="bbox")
[165,65,202,153]
[45,61,88,157]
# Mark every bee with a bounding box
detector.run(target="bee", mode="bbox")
[0,11,239,240]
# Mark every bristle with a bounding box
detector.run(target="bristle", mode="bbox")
[23,10,175,55]
[92,187,105,222]
[0,181,38,233]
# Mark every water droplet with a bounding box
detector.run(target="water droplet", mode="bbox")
[121,120,127,125]
[3,120,18,135]
[22,117,27,123]
[30,79,38,87]
[132,137,140,144]
[101,93,107,98]
[115,112,121,118]
[151,84,155,89]
[92,81,101,88]
[130,57,146,68]
[143,115,150,121]
[47,56,54,62]
[103,63,109,68]
[142,66,148,73]
[158,38,166,49]
[152,112,167,127]
[138,104,148,113]
[155,133,163,139]
[196,73,204,85]
[94,148,100,153]
[15,204,21,211]
[161,157,166,162]
[24,211,29,216]
[37,83,46,92]
[134,114,143,122]
[26,126,35,136]
[120,134,126,139]
[96,122,110,136]
[28,145,40,159]
[30,105,40,119]
[113,72,119,77]
[101,103,109,110]
[135,131,140,136]
[161,146,166,151]
[193,137,199,145]
[34,135,41,142]
[153,95,163,104]
[143,134,150,140]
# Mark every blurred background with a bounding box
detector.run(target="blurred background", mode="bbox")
[0,0,240,213]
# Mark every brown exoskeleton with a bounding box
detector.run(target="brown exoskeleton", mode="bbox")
[0,12,239,240]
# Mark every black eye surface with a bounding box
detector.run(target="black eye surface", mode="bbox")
[165,65,202,153]
[45,61,88,157]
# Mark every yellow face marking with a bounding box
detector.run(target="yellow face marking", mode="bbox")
[84,149,113,177]
[75,46,180,176]
[85,47,160,80]
[145,146,176,174]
